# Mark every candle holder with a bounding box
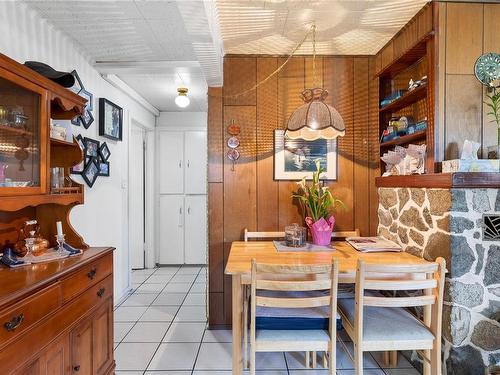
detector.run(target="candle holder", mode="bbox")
[23,231,36,262]
[55,234,66,256]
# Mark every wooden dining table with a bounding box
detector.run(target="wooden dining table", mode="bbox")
[224,240,432,375]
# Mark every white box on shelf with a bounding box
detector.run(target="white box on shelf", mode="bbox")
[442,159,500,173]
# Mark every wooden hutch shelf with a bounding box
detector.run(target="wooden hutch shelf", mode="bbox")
[379,83,427,114]
[0,124,33,137]
[380,130,427,148]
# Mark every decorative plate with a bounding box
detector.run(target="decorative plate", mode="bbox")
[227,136,240,149]
[227,124,240,136]
[227,149,240,161]
[474,52,500,85]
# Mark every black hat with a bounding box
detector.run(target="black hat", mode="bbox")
[24,61,75,88]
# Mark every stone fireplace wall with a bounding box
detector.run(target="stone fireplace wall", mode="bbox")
[378,187,500,374]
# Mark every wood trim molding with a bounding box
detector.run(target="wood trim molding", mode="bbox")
[375,173,500,188]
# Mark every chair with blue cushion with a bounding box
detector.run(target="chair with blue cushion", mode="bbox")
[337,258,446,375]
[249,259,339,375]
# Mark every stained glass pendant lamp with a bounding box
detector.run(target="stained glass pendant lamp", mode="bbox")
[285,26,345,141]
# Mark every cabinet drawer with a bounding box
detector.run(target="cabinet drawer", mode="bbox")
[0,284,62,349]
[61,253,112,302]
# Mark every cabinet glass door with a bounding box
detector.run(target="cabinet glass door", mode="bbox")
[0,72,47,195]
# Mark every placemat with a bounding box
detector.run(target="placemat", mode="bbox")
[273,240,335,252]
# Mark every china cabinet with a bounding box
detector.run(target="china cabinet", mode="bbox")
[0,52,115,375]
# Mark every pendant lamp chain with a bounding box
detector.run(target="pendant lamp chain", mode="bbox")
[312,23,318,87]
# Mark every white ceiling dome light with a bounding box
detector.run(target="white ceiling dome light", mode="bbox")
[175,87,190,108]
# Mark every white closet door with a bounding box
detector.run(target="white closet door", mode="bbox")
[130,126,145,269]
[184,131,207,194]
[159,131,184,194]
[159,195,184,264]
[184,195,207,264]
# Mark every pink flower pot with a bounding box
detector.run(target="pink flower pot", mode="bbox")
[305,216,335,246]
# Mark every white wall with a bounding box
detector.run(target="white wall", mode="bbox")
[0,2,157,303]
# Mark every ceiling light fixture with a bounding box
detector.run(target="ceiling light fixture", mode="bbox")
[175,87,190,108]
[285,25,346,141]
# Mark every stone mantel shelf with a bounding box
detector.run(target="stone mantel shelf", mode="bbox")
[375,173,500,189]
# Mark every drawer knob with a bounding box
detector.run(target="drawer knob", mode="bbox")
[87,268,97,280]
[4,313,24,332]
[73,365,80,372]
[97,288,105,298]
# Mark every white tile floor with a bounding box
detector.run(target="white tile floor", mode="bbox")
[114,266,421,375]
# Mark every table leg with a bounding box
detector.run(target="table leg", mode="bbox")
[232,274,243,375]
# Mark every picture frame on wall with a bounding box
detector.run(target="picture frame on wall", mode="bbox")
[273,129,338,180]
[75,134,85,151]
[80,109,94,129]
[98,142,111,161]
[98,160,110,176]
[69,70,83,94]
[84,137,99,158]
[70,159,85,175]
[81,157,99,187]
[79,89,93,112]
[99,98,123,141]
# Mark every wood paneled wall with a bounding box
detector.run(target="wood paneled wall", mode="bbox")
[436,2,500,160]
[207,56,379,326]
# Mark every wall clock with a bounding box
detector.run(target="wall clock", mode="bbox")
[474,52,500,86]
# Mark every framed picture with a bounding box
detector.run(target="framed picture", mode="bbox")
[75,134,85,151]
[84,137,99,158]
[98,160,110,176]
[99,98,123,141]
[98,142,110,161]
[273,129,338,180]
[82,157,99,187]
[79,89,93,112]
[80,109,94,129]
[69,70,83,94]
[70,159,85,174]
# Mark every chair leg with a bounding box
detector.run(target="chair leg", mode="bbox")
[390,351,398,367]
[243,287,248,369]
[249,346,256,375]
[383,351,390,367]
[323,352,328,368]
[354,343,363,375]
[312,351,317,368]
[305,351,310,368]
[430,346,441,375]
[329,342,336,375]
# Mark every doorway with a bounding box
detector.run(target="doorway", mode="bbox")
[129,123,146,269]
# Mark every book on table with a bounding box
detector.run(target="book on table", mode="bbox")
[346,236,402,252]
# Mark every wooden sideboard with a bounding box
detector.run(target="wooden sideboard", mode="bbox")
[0,247,115,375]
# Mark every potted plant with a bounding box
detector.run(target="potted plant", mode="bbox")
[485,79,500,159]
[293,160,345,246]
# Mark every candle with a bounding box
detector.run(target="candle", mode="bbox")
[56,221,63,237]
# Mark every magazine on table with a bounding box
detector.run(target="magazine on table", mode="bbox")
[346,236,402,252]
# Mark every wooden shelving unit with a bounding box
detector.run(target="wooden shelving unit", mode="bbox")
[378,34,435,175]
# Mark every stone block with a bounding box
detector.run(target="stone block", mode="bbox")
[480,300,500,322]
[378,209,393,227]
[445,280,483,307]
[422,207,433,228]
[398,188,409,211]
[436,216,450,231]
[446,345,485,375]
[400,207,428,231]
[428,189,452,215]
[449,216,474,234]
[409,229,424,246]
[471,320,500,351]
[451,189,468,212]
[410,188,425,207]
[443,304,471,345]
[484,245,500,286]
[424,232,451,265]
[379,189,397,209]
[472,189,491,212]
[475,244,485,275]
[450,236,475,278]
[398,227,408,244]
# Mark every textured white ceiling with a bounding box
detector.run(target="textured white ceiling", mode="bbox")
[216,0,429,55]
[118,70,208,112]
[22,0,221,111]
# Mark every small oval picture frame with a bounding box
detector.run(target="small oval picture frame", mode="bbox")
[227,149,240,161]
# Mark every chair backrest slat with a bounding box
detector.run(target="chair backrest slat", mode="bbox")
[256,263,332,274]
[363,295,436,307]
[363,279,437,291]
[256,279,332,291]
[244,229,284,241]
[256,295,331,308]
[364,263,438,274]
[332,229,360,239]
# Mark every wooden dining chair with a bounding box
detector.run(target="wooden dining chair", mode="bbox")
[337,258,446,375]
[249,259,339,375]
